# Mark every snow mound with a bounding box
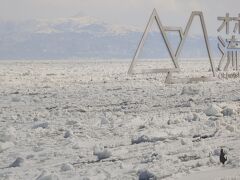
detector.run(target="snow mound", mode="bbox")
[226,124,236,132]
[93,145,111,160]
[141,152,163,163]
[9,157,24,167]
[185,113,200,122]
[204,104,222,117]
[0,141,14,153]
[36,171,60,180]
[212,148,221,156]
[0,127,16,142]
[0,127,16,153]
[60,163,74,171]
[72,143,81,149]
[181,86,199,95]
[138,169,157,180]
[132,135,150,144]
[132,133,167,144]
[32,122,49,129]
[64,130,73,138]
[181,138,193,146]
[222,107,236,117]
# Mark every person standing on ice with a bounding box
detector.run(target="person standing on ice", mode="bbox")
[220,148,227,165]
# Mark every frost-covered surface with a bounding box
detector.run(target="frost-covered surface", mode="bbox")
[0,60,240,180]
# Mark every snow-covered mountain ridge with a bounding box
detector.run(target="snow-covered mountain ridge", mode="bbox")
[0,15,219,59]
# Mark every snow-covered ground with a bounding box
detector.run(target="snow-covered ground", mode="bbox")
[0,60,240,180]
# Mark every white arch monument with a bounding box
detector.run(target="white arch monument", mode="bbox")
[128,9,216,77]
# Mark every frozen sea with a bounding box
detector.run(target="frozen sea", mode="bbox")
[0,59,240,180]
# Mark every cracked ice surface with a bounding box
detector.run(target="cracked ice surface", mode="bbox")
[0,60,240,180]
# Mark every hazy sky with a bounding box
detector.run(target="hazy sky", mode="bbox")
[1,0,240,35]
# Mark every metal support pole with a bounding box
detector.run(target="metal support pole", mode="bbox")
[236,51,239,71]
[232,51,235,69]
[224,51,231,71]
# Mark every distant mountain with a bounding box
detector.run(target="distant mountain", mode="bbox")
[0,15,219,60]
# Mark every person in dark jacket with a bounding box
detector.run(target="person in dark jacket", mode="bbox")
[220,148,227,165]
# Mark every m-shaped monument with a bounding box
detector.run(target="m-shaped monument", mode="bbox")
[128,9,216,77]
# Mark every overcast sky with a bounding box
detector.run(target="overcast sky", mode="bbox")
[1,0,240,35]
